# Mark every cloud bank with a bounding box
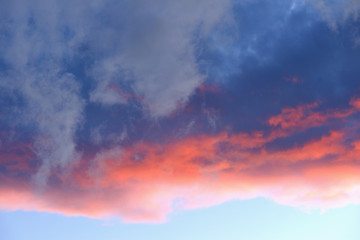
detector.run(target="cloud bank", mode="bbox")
[1,0,360,223]
[1,97,360,222]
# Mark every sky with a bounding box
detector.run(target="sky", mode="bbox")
[0,0,360,239]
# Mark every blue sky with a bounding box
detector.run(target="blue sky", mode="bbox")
[2,199,360,240]
[1,0,360,239]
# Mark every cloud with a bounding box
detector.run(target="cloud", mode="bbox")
[1,0,360,224]
[0,0,85,184]
[1,98,360,222]
[0,0,234,183]
[1,70,84,185]
[87,0,234,117]
[307,0,360,30]
[268,101,355,131]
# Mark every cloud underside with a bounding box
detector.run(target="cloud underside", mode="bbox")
[1,98,360,222]
[1,0,360,224]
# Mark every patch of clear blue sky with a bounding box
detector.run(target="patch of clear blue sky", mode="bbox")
[1,198,359,240]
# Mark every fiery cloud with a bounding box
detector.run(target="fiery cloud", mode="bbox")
[1,98,360,222]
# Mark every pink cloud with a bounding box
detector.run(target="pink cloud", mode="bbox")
[1,98,360,222]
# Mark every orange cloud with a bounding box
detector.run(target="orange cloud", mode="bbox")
[350,96,360,109]
[284,76,302,83]
[1,99,360,222]
[0,142,35,173]
[268,102,355,130]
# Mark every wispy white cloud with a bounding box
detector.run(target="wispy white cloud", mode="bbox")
[0,0,86,184]
[307,0,360,30]
[87,0,234,117]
